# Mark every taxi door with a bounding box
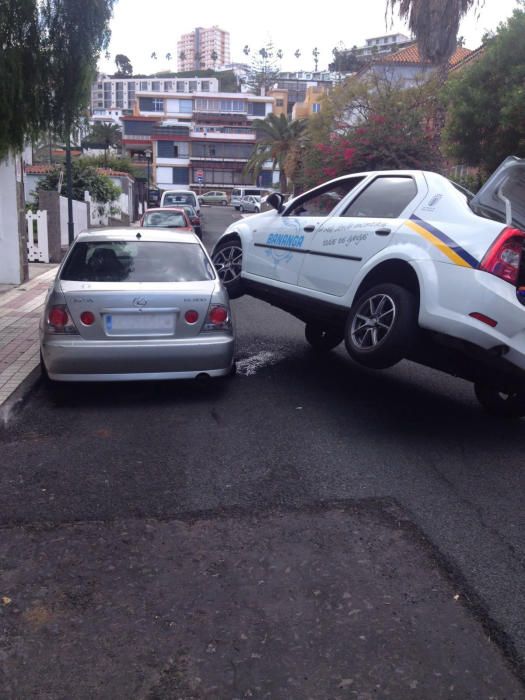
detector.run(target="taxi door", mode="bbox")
[298,175,427,296]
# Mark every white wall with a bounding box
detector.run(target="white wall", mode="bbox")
[59,196,89,245]
[0,154,23,284]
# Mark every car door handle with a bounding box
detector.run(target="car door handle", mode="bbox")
[303,225,316,232]
[375,228,391,236]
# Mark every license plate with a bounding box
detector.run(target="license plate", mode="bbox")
[105,313,175,335]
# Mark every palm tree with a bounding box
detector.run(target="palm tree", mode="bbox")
[386,0,481,69]
[294,49,301,60]
[178,50,186,69]
[166,52,172,62]
[386,0,481,159]
[84,123,122,165]
[243,45,251,56]
[312,47,320,71]
[245,113,307,191]
[150,52,157,60]
[211,49,218,69]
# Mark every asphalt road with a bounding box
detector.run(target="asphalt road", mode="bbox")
[1,206,525,697]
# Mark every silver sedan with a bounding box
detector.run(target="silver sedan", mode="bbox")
[40,229,235,383]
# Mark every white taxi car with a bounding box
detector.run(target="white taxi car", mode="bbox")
[212,158,525,417]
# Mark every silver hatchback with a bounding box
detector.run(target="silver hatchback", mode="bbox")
[40,229,235,382]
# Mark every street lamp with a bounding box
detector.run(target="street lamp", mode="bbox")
[144,148,152,209]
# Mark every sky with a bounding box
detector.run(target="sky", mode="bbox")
[97,0,522,75]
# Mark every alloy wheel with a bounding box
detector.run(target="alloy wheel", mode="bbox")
[213,244,242,284]
[350,293,396,350]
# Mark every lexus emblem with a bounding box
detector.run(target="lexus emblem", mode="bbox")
[133,297,148,307]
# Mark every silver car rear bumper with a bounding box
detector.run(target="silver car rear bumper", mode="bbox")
[41,334,234,382]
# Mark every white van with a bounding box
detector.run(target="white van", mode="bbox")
[231,187,272,210]
[160,190,200,215]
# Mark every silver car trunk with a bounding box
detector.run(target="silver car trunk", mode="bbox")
[471,156,525,230]
[59,280,217,340]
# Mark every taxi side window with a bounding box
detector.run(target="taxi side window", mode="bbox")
[286,177,364,217]
[342,177,417,218]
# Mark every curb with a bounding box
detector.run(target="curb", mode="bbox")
[0,366,42,427]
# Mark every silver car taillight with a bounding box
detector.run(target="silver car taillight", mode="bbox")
[201,304,232,332]
[46,304,79,334]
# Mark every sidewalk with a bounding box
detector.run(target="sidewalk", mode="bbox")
[0,264,58,409]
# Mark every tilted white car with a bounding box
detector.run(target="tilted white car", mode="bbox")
[212,157,525,416]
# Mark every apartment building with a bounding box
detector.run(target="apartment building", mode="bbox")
[177,26,230,72]
[90,75,219,122]
[121,90,276,191]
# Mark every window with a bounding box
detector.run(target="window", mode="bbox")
[201,81,210,92]
[287,179,364,218]
[140,81,148,90]
[142,211,187,228]
[153,98,164,112]
[151,81,161,91]
[164,81,173,91]
[61,241,213,283]
[179,99,192,114]
[176,81,185,91]
[342,177,417,218]
[276,99,284,107]
[189,81,197,92]
[312,103,321,113]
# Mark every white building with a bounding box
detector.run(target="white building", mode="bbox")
[177,26,231,72]
[90,75,220,122]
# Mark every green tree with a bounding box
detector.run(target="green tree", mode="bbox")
[0,0,44,157]
[37,161,121,204]
[178,50,186,67]
[115,53,133,75]
[82,122,122,163]
[297,75,440,190]
[245,113,307,191]
[211,49,218,69]
[244,42,281,94]
[443,6,525,172]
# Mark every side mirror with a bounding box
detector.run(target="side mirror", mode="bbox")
[266,192,285,213]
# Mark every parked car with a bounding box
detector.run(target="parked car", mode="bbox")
[239,195,261,213]
[231,187,272,210]
[199,190,229,206]
[178,204,202,239]
[160,189,200,215]
[40,229,235,384]
[140,207,193,232]
[212,158,525,416]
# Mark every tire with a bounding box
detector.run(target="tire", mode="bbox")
[40,351,69,402]
[305,324,343,352]
[211,238,244,299]
[221,200,227,206]
[474,383,525,418]
[345,283,418,369]
[239,205,244,213]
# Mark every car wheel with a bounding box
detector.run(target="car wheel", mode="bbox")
[474,383,525,418]
[212,238,244,299]
[255,207,260,213]
[221,200,227,206]
[305,324,343,352]
[344,283,417,369]
[239,205,244,213]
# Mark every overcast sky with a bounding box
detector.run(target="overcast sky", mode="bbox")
[98,0,521,75]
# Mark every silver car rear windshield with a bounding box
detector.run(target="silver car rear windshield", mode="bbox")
[60,241,214,283]
[142,211,187,227]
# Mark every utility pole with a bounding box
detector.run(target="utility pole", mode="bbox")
[66,131,75,245]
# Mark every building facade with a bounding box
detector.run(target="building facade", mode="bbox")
[90,75,219,122]
[121,90,276,191]
[177,26,231,72]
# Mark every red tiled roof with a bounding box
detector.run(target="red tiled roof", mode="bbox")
[97,168,135,180]
[25,164,134,181]
[25,165,55,174]
[449,45,485,72]
[382,43,472,67]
